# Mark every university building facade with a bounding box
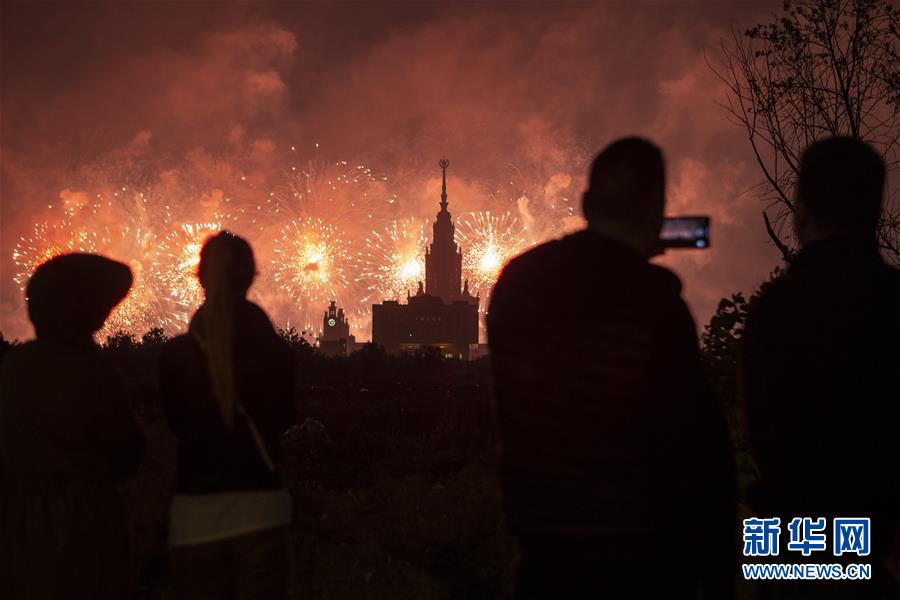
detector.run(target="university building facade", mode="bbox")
[372,159,480,359]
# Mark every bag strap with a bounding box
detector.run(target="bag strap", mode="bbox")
[191,329,276,473]
[234,399,276,472]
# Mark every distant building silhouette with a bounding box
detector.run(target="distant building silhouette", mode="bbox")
[372,159,479,359]
[318,300,357,357]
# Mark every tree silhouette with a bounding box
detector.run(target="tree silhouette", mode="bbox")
[700,270,784,437]
[140,327,168,347]
[715,0,899,261]
[104,331,138,350]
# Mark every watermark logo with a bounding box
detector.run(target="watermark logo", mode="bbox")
[833,518,870,557]
[787,517,827,556]
[743,517,781,557]
[741,516,872,581]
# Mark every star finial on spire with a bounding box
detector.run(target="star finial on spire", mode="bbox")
[439,157,450,211]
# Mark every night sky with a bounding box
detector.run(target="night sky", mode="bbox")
[0,1,782,339]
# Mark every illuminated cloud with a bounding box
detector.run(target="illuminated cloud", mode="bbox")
[1,2,782,339]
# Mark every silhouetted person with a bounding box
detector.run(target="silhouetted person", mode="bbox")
[488,137,736,599]
[158,231,296,600]
[743,137,900,599]
[0,253,146,599]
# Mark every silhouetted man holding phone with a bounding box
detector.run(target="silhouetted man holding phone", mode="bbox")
[743,137,900,598]
[488,137,736,599]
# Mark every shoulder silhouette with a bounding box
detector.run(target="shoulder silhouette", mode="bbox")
[0,253,145,600]
[488,137,736,600]
[743,137,900,596]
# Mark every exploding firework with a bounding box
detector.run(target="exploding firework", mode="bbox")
[455,211,529,298]
[101,232,163,338]
[12,187,151,286]
[12,189,172,339]
[272,217,356,331]
[151,222,222,328]
[357,217,429,303]
[265,146,397,235]
[91,187,173,337]
[13,220,100,290]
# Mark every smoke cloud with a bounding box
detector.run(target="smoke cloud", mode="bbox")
[1,1,781,339]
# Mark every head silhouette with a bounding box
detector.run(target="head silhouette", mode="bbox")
[193,231,255,429]
[27,253,132,343]
[582,137,665,257]
[197,231,256,299]
[794,137,885,246]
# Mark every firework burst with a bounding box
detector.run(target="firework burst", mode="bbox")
[265,146,397,235]
[12,189,173,339]
[272,217,356,331]
[357,217,429,303]
[13,220,99,290]
[151,222,222,328]
[455,211,529,298]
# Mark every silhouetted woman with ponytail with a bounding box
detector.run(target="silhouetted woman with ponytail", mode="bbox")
[159,232,296,600]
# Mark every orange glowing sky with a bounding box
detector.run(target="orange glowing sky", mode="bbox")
[0,1,782,340]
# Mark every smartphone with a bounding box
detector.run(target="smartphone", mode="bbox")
[660,216,710,249]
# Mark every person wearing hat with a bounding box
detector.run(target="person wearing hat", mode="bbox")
[0,253,146,599]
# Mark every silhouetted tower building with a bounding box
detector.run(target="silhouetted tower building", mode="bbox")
[371,158,479,359]
[318,300,357,357]
[425,158,464,302]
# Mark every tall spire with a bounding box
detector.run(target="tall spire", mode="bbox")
[439,157,449,211]
[426,156,462,302]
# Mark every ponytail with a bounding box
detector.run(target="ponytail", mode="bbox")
[193,237,238,428]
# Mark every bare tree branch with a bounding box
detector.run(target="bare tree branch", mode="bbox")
[763,210,796,261]
[715,0,900,263]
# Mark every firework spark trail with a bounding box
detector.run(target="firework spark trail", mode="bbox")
[357,217,429,303]
[455,210,529,299]
[264,146,397,235]
[92,187,176,336]
[9,149,397,340]
[271,216,357,334]
[10,148,586,344]
[12,185,156,288]
[94,186,222,336]
[12,187,177,339]
[151,222,222,329]
[13,220,99,291]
